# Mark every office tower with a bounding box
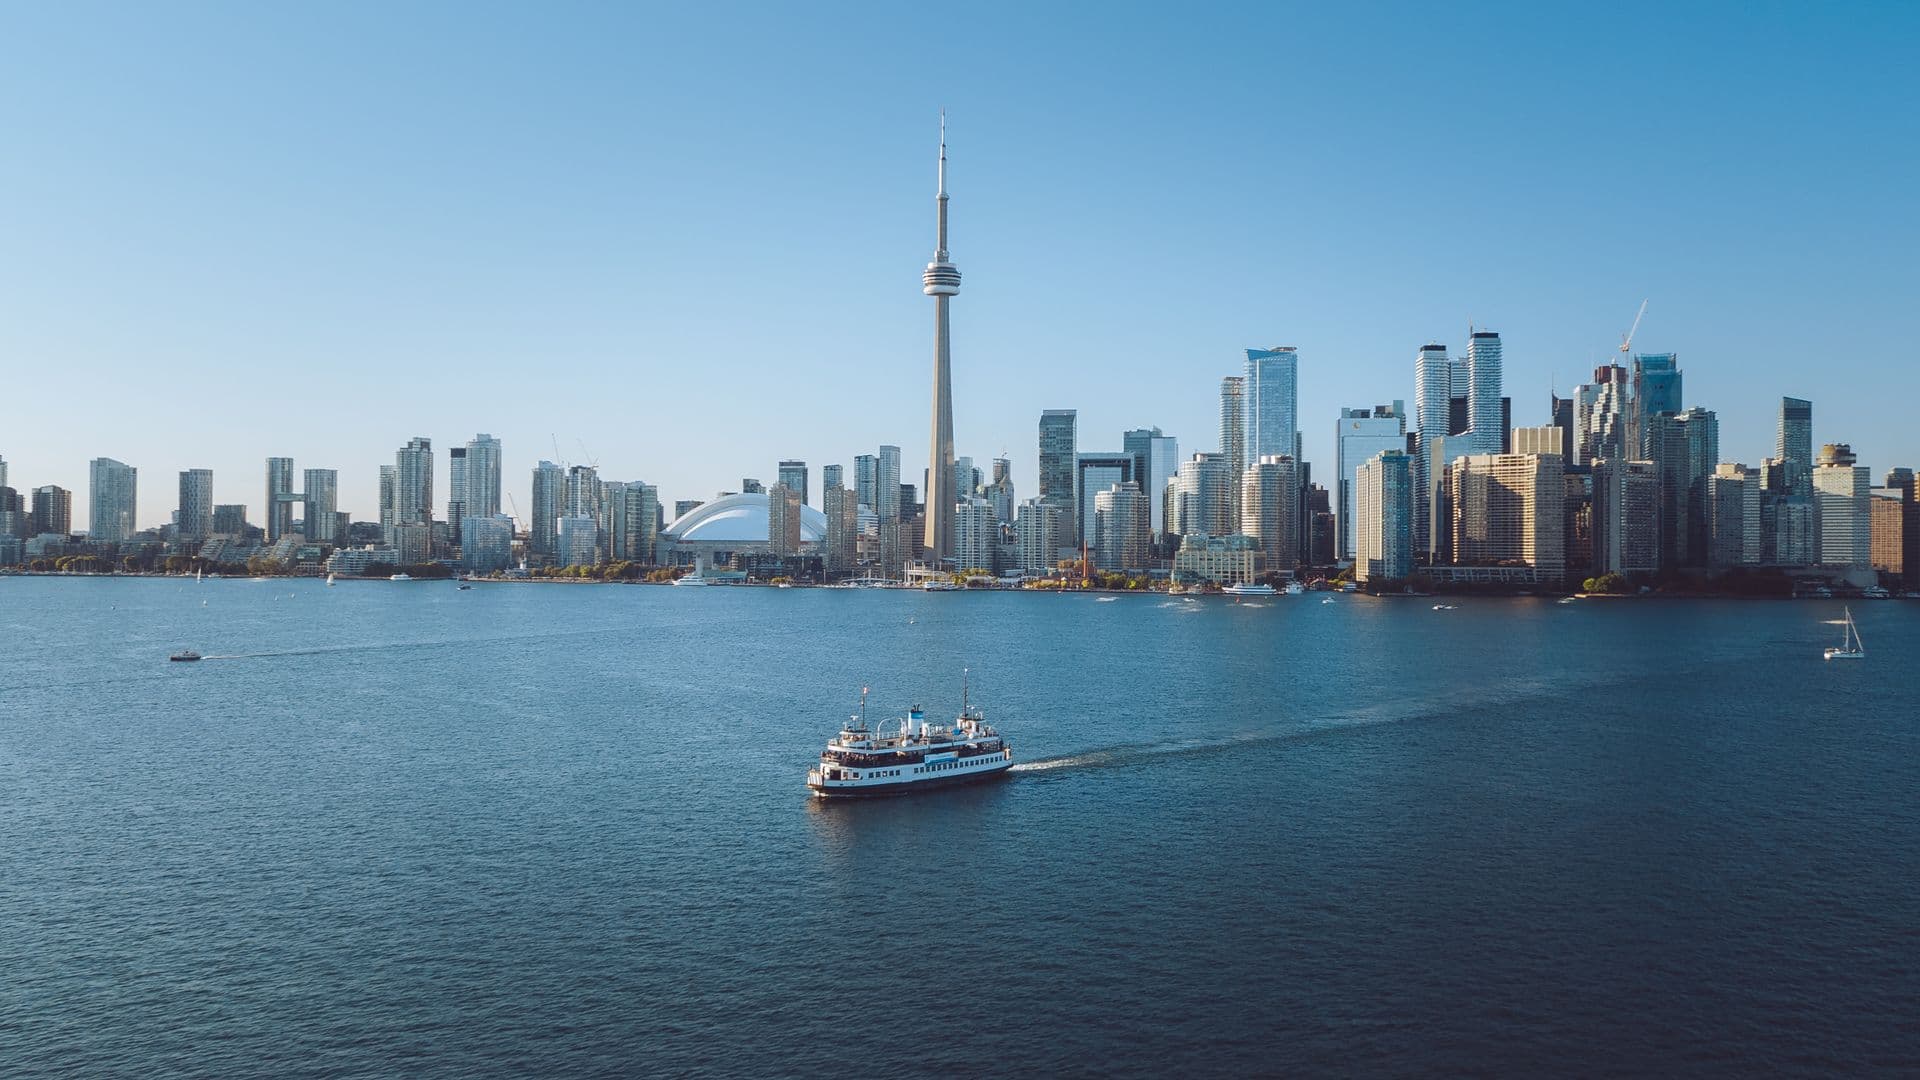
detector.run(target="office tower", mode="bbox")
[1551,393,1575,462]
[530,461,565,560]
[820,464,842,491]
[392,438,433,531]
[1448,453,1565,576]
[778,460,809,506]
[1887,467,1915,501]
[983,458,1014,526]
[88,458,137,544]
[1241,455,1300,573]
[1075,453,1134,554]
[1092,482,1149,573]
[1122,428,1180,540]
[265,457,296,541]
[1465,331,1504,453]
[1016,498,1060,574]
[31,485,72,536]
[556,515,597,567]
[177,469,214,544]
[447,446,468,541]
[741,478,765,495]
[1334,403,1406,560]
[1868,490,1904,575]
[1219,375,1247,528]
[1169,452,1233,539]
[1307,482,1335,566]
[302,469,339,543]
[1641,413,1690,570]
[212,504,247,536]
[823,473,856,575]
[853,455,878,510]
[872,445,903,577]
[1677,407,1720,567]
[1630,353,1682,455]
[953,496,997,572]
[461,515,514,572]
[1245,347,1299,462]
[1777,397,1814,498]
[1592,459,1660,575]
[378,465,397,531]
[1890,468,1920,584]
[950,456,977,503]
[1573,365,1629,466]
[673,500,702,520]
[1412,343,1452,556]
[1813,444,1870,568]
[1563,470,1595,577]
[1038,410,1077,548]
[921,118,962,566]
[1354,449,1412,583]
[1511,426,1563,457]
[463,435,503,520]
[1706,464,1761,567]
[767,483,803,560]
[875,447,902,520]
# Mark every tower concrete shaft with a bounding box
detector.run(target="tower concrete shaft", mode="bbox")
[922,115,961,564]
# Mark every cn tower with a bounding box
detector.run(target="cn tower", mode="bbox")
[922,113,961,565]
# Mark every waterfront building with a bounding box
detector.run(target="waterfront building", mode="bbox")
[1245,347,1299,462]
[1354,449,1413,583]
[1015,498,1060,575]
[876,444,905,577]
[767,482,803,561]
[1171,532,1256,587]
[778,460,809,507]
[1240,455,1299,574]
[210,504,246,536]
[1307,483,1335,566]
[1466,331,1505,453]
[1813,443,1870,569]
[1123,428,1180,540]
[266,457,296,541]
[1551,392,1575,461]
[531,461,565,562]
[303,469,339,544]
[1092,482,1150,573]
[88,458,137,545]
[921,119,962,566]
[1412,343,1451,555]
[461,514,514,572]
[324,544,400,576]
[1642,413,1691,570]
[1707,464,1762,567]
[1869,490,1904,576]
[1038,410,1077,550]
[0,486,25,547]
[1572,365,1629,466]
[378,465,396,532]
[1334,403,1406,560]
[1630,353,1682,456]
[1220,375,1247,528]
[1563,470,1595,577]
[1075,453,1134,555]
[1169,452,1233,540]
[741,478,765,495]
[394,438,433,530]
[557,515,598,567]
[0,456,7,489]
[1773,496,1816,567]
[1678,408,1719,568]
[463,435,502,521]
[447,446,468,542]
[1778,397,1814,498]
[389,524,430,566]
[1448,453,1565,578]
[177,469,214,545]
[953,496,997,572]
[823,474,857,574]
[659,492,829,573]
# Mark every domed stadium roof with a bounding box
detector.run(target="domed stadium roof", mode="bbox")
[664,492,828,544]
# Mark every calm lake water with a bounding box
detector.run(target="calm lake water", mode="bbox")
[2,577,1916,1077]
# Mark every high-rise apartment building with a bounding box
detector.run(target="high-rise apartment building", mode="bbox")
[394,438,433,529]
[31,485,72,537]
[823,473,857,575]
[530,461,565,561]
[953,496,997,572]
[88,458,137,544]
[1038,410,1077,549]
[1245,347,1299,462]
[1448,453,1564,576]
[1706,464,1761,567]
[1630,353,1683,456]
[1219,375,1246,529]
[983,458,1015,526]
[1092,482,1150,573]
[1334,403,1406,560]
[1015,498,1059,574]
[767,483,803,560]
[1572,365,1629,466]
[212,504,248,536]
[1354,449,1412,583]
[1868,490,1904,576]
[1240,455,1299,574]
[1813,443,1870,569]
[1465,332,1505,453]
[1591,459,1660,576]
[853,454,878,511]
[778,460,809,507]
[177,469,214,544]
[875,444,904,578]
[1122,427,1180,540]
[378,465,396,530]
[446,447,468,541]
[605,481,659,564]
[266,457,296,541]
[1642,412,1692,570]
[464,434,503,521]
[1075,453,1134,554]
[303,469,339,543]
[1777,397,1813,498]
[556,515,597,568]
[461,515,515,572]
[1169,452,1233,540]
[1412,343,1452,556]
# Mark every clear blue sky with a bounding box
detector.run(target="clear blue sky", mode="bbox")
[3,2,1915,531]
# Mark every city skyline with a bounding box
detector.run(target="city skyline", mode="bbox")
[2,6,1916,531]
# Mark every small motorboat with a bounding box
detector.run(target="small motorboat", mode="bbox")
[457,584,474,590]
[170,650,203,662]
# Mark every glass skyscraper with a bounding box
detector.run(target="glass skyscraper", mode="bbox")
[1777,397,1813,498]
[1244,347,1298,463]
[1038,410,1077,548]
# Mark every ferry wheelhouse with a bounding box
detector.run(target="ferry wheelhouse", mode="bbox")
[807,685,1012,797]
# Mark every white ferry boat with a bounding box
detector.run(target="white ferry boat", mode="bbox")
[807,683,1012,797]
[1223,582,1276,597]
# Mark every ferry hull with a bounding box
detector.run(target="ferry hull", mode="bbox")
[808,760,1013,798]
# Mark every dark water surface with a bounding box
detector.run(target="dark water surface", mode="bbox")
[3,578,1916,1077]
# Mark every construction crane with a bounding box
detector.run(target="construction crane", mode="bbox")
[1618,299,1649,355]
[505,492,526,533]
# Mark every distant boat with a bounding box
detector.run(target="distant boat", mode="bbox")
[1223,582,1276,597]
[674,574,711,587]
[457,583,473,590]
[923,581,961,592]
[169,650,202,662]
[389,573,413,582]
[1321,597,1335,605]
[1432,604,1456,611]
[327,573,336,586]
[1284,581,1305,596]
[1825,607,1864,660]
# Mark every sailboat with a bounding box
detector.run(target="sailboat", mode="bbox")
[1824,607,1864,661]
[327,572,337,587]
